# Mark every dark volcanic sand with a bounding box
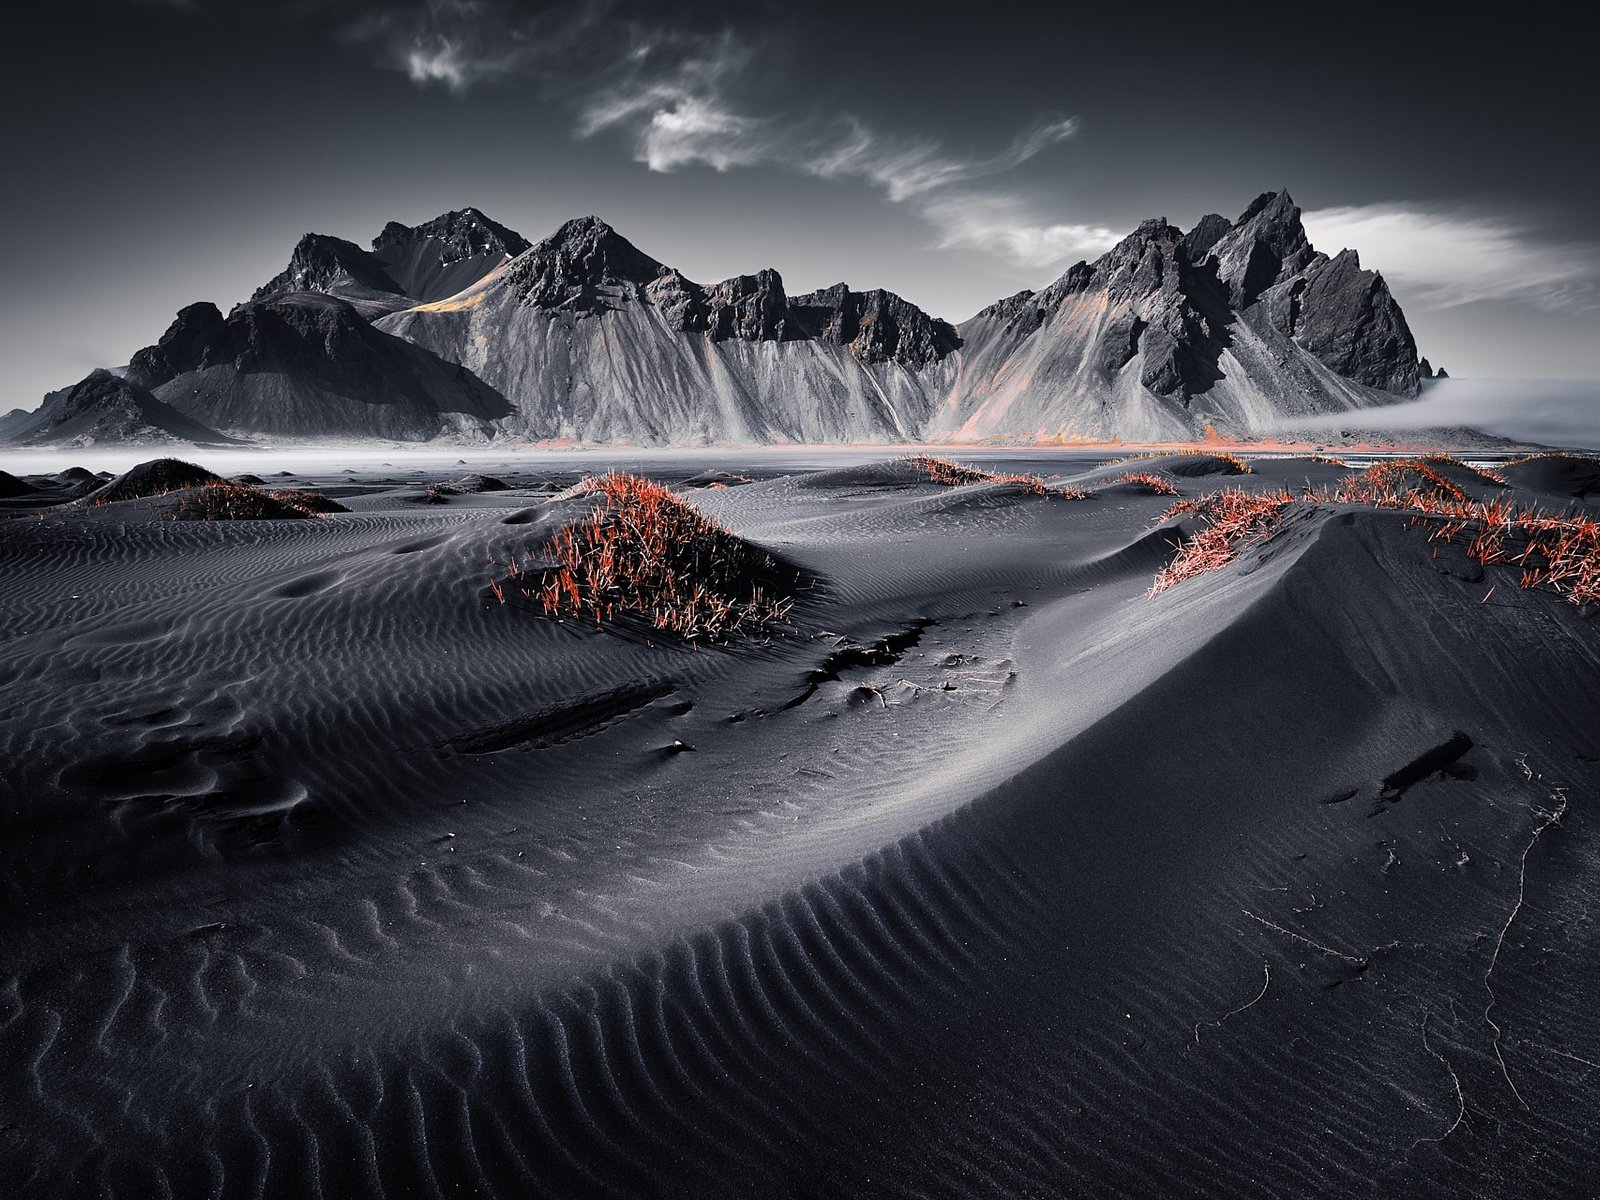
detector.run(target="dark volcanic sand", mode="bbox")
[1,453,1597,1198]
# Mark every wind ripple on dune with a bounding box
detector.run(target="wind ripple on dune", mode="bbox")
[3,468,1598,1196]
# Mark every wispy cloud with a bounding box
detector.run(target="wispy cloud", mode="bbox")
[335,0,1099,271]
[340,0,610,96]
[917,191,1121,267]
[1303,204,1599,311]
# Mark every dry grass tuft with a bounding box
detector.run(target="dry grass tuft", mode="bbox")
[1209,452,1255,474]
[1149,487,1295,595]
[420,482,462,504]
[1505,451,1600,467]
[1151,463,1600,606]
[270,488,347,515]
[502,471,797,642]
[904,455,1054,496]
[1320,482,1600,607]
[1421,453,1507,487]
[1117,471,1181,496]
[1340,458,1470,503]
[170,482,343,520]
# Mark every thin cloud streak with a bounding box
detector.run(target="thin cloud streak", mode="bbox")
[338,1,1100,273]
[1303,204,1599,311]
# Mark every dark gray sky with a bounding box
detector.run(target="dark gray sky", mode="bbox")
[3,0,1596,410]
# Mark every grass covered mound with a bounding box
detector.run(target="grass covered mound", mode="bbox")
[86,458,222,504]
[169,481,348,520]
[77,459,345,519]
[1115,471,1180,496]
[903,455,1073,497]
[1150,479,1599,607]
[1502,452,1600,499]
[1334,456,1503,506]
[504,471,800,643]
[1150,488,1295,595]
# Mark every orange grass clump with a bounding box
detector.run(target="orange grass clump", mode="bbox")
[1152,472,1600,606]
[1149,487,1295,595]
[1117,471,1181,496]
[1340,458,1470,503]
[1321,478,1600,607]
[1421,453,1507,487]
[904,454,1056,496]
[506,471,797,642]
[1208,452,1255,474]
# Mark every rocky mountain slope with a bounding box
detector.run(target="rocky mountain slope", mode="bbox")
[929,191,1421,441]
[10,192,1431,445]
[378,216,961,443]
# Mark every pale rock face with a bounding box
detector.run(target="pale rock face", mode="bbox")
[377,217,961,444]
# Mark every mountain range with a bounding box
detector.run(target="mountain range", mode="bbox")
[5,191,1435,446]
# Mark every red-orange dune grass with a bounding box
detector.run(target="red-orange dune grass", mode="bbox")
[1116,471,1181,496]
[1149,487,1295,594]
[497,471,797,642]
[903,454,1088,498]
[1150,457,1600,606]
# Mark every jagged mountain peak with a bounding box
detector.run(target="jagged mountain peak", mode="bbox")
[504,216,667,311]
[250,233,404,306]
[48,188,1431,446]
[371,207,530,260]
[1209,188,1316,306]
[1181,213,1232,261]
[1236,187,1298,225]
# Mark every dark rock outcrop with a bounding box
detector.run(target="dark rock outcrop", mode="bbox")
[1208,189,1319,308]
[930,189,1425,441]
[1280,249,1419,394]
[4,370,237,447]
[252,208,532,313]
[504,216,666,312]
[250,234,408,311]
[704,270,789,343]
[787,284,960,367]
[369,207,530,303]
[125,293,513,440]
[128,302,228,383]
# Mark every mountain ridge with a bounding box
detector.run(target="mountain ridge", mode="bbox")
[10,191,1434,446]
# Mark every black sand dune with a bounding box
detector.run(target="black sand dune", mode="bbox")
[0,454,1596,1197]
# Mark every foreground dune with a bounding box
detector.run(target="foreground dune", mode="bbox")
[1,453,1596,1197]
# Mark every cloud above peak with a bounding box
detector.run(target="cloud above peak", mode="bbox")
[334,0,1102,273]
[1303,203,1598,311]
